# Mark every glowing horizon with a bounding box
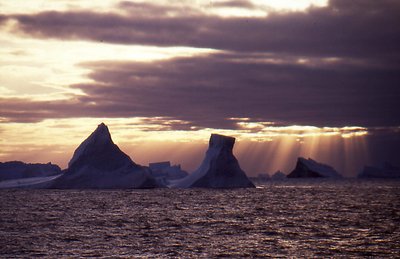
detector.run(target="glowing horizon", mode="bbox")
[0,117,388,177]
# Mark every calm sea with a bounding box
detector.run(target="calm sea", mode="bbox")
[1,180,399,258]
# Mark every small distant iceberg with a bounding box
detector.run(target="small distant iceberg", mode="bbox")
[271,170,287,180]
[250,173,270,184]
[287,157,342,178]
[170,134,255,188]
[149,161,188,185]
[257,173,271,181]
[254,171,287,182]
[358,162,400,179]
[50,123,162,189]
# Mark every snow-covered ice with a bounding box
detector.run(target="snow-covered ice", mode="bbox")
[0,174,63,189]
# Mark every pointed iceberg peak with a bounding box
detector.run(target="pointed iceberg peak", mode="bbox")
[51,122,161,189]
[68,122,116,168]
[209,134,235,150]
[81,122,114,148]
[91,122,112,142]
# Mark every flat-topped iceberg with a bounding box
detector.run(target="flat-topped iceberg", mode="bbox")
[149,161,188,185]
[170,134,255,188]
[0,161,61,181]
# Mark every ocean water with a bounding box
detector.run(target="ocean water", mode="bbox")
[1,180,399,258]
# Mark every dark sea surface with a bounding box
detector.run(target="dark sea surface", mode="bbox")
[1,179,399,258]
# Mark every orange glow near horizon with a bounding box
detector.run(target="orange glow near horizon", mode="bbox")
[0,117,376,177]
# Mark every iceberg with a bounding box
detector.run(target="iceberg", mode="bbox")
[149,161,188,185]
[0,161,61,181]
[287,157,342,178]
[170,134,255,188]
[0,174,63,189]
[358,162,400,179]
[257,173,270,181]
[50,123,161,189]
[271,170,287,180]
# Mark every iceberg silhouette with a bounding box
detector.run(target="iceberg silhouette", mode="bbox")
[171,134,255,188]
[50,123,161,189]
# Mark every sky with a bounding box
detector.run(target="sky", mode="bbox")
[0,0,399,177]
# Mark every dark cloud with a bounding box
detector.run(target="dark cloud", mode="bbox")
[72,53,400,128]
[1,52,399,128]
[0,97,89,123]
[0,14,8,24]
[2,0,399,62]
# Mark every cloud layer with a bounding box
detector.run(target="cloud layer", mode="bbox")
[3,0,398,59]
[1,0,400,128]
[1,52,399,128]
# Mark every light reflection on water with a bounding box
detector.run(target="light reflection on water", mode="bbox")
[0,180,399,257]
